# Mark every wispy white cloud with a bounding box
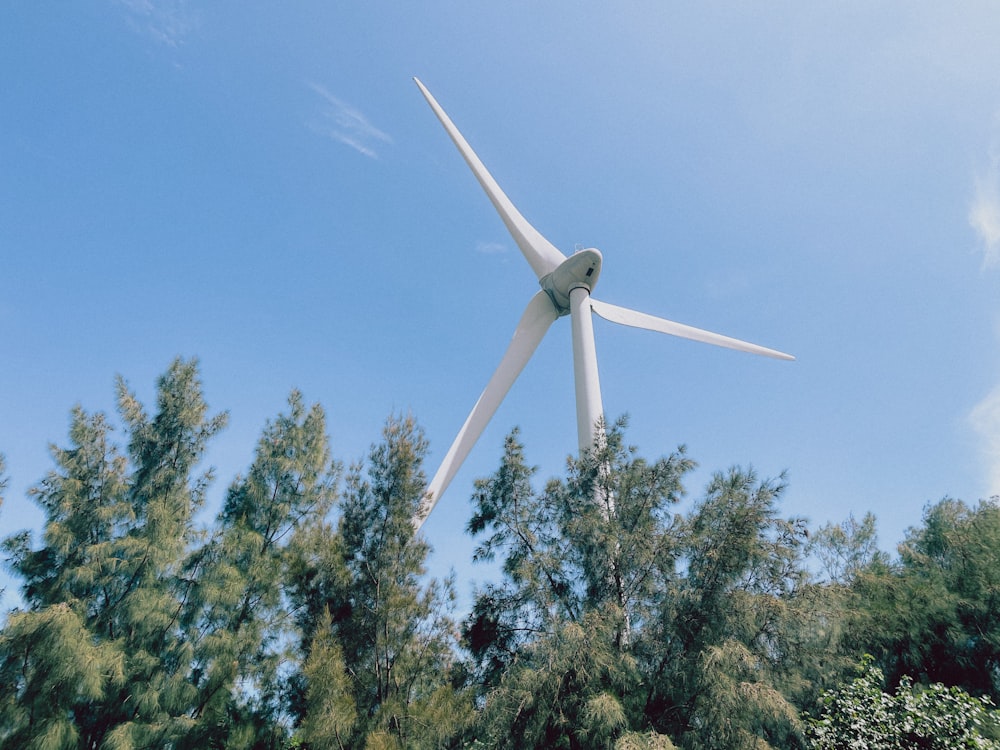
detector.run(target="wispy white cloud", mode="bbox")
[969,120,1000,500]
[476,241,508,256]
[970,382,1000,499]
[970,123,1000,269]
[116,0,198,47]
[307,83,392,159]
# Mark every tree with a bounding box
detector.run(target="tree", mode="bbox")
[97,358,227,748]
[851,498,1000,701]
[807,656,1000,749]
[643,467,813,750]
[0,358,227,749]
[23,360,1000,749]
[297,609,357,749]
[465,422,692,750]
[0,603,125,749]
[0,404,134,749]
[462,427,829,749]
[3,407,129,616]
[808,513,887,586]
[180,390,340,748]
[289,414,470,749]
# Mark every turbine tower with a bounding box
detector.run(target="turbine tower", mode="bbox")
[413,78,793,531]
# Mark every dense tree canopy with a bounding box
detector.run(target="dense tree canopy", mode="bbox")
[0,360,997,749]
[808,656,999,750]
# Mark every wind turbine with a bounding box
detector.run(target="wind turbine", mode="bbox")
[412,78,793,531]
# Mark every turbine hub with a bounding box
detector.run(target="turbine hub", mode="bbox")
[539,248,602,314]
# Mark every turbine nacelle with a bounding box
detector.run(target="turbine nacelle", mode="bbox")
[540,248,602,314]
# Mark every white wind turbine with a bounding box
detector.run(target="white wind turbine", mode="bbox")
[412,78,793,531]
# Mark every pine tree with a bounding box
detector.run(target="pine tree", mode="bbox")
[556,421,692,651]
[465,422,693,750]
[297,609,357,749]
[96,358,227,748]
[808,512,886,586]
[7,360,959,749]
[181,391,340,748]
[644,468,809,750]
[0,358,227,749]
[289,414,470,749]
[0,603,124,749]
[3,408,129,615]
[1,406,131,749]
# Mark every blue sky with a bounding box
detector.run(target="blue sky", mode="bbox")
[3,2,1000,608]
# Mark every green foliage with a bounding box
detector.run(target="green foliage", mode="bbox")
[475,611,639,749]
[288,414,472,749]
[5,363,1000,750]
[181,389,340,748]
[461,425,847,750]
[4,407,129,615]
[1,359,228,748]
[807,656,1000,749]
[0,361,342,749]
[614,731,677,750]
[644,467,813,750]
[850,498,1000,700]
[0,604,124,749]
[808,513,887,586]
[298,610,356,748]
[465,422,691,750]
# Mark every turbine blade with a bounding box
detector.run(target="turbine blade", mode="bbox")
[414,78,565,280]
[590,298,795,361]
[415,290,560,530]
